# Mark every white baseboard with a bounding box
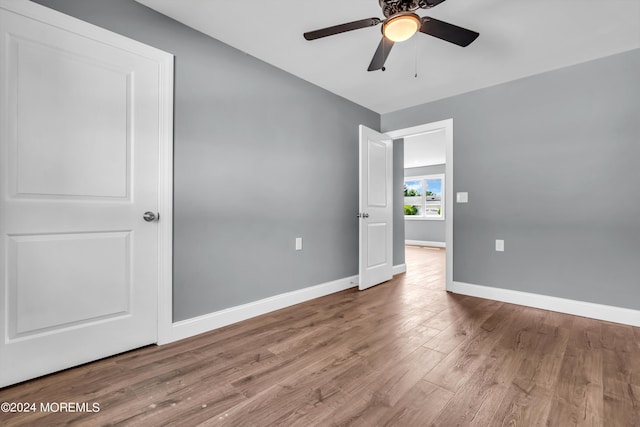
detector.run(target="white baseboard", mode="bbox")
[159,275,358,344]
[405,240,446,248]
[450,281,640,327]
[393,264,407,275]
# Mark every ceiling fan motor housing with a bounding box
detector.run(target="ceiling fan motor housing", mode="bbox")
[379,0,432,18]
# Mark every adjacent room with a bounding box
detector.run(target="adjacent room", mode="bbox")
[0,0,638,425]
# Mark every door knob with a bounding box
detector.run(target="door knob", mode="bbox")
[143,211,159,222]
[363,213,369,218]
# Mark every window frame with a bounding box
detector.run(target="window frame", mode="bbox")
[403,173,445,221]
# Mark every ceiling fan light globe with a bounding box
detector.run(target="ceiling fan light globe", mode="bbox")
[383,13,421,42]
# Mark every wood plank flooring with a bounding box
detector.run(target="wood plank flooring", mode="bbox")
[1,245,639,426]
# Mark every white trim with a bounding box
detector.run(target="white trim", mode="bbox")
[0,0,171,59]
[156,56,174,344]
[450,281,640,327]
[159,275,358,344]
[393,264,407,275]
[1,0,175,345]
[405,240,446,248]
[387,119,453,290]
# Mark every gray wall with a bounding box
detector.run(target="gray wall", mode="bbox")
[33,0,379,321]
[393,140,405,266]
[404,164,446,243]
[383,49,640,310]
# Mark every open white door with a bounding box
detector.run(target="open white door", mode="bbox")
[358,125,393,290]
[0,1,173,387]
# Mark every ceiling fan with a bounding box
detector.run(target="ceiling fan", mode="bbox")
[303,0,479,71]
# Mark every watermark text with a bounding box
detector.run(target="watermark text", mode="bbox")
[1,402,100,413]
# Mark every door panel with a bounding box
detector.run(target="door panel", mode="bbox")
[13,36,130,198]
[366,223,387,268]
[359,125,393,290]
[0,2,167,387]
[367,140,387,207]
[9,232,131,337]
[9,33,131,200]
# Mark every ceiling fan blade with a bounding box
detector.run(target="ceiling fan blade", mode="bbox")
[304,18,382,41]
[368,37,395,71]
[419,17,479,47]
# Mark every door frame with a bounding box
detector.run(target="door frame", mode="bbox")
[386,118,453,290]
[1,0,175,344]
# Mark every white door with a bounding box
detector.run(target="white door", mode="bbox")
[358,125,393,290]
[0,2,169,387]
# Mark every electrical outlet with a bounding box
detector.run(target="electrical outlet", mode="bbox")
[495,239,504,252]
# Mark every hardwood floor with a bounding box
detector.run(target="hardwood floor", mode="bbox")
[1,245,639,426]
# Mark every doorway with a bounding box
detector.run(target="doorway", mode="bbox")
[403,129,447,248]
[386,119,453,290]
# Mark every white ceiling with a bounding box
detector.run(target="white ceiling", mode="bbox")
[136,0,640,114]
[404,129,446,168]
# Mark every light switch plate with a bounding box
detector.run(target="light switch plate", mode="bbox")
[496,239,504,252]
[456,192,469,203]
[295,237,303,251]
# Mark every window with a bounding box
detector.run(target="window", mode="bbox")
[403,174,444,220]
